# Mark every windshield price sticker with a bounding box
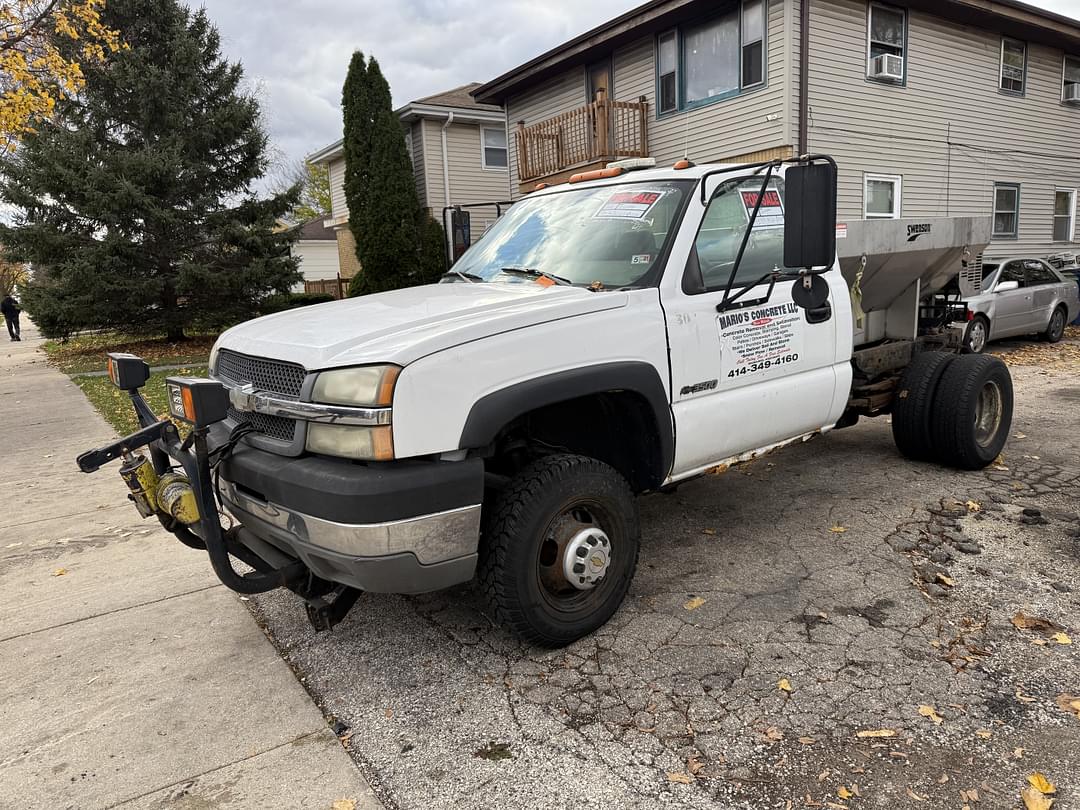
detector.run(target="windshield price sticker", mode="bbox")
[740,187,785,230]
[595,190,663,220]
[717,302,803,378]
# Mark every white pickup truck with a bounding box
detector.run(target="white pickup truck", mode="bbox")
[78,156,1013,646]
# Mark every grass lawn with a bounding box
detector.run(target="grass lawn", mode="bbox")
[75,365,209,437]
[44,331,217,375]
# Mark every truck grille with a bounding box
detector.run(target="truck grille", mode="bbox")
[215,350,307,448]
[226,406,296,442]
[215,349,306,398]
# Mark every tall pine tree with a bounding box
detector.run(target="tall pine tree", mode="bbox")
[341,53,445,297]
[0,0,300,341]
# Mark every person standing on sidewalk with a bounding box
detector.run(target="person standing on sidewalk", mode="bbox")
[1,293,21,341]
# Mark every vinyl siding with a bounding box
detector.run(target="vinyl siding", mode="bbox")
[799,0,1080,257]
[328,157,347,222]
[419,118,510,235]
[409,122,427,206]
[614,0,790,165]
[506,67,588,199]
[292,240,340,287]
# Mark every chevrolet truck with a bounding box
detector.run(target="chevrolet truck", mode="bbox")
[77,155,1012,647]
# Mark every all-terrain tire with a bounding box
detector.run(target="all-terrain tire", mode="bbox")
[930,354,1013,470]
[477,454,639,647]
[891,351,956,462]
[1042,306,1067,343]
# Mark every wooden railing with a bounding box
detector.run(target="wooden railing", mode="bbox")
[515,90,649,183]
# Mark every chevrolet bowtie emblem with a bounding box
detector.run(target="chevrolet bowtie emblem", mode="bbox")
[228,383,258,412]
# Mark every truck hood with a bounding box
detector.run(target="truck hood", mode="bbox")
[215,282,628,370]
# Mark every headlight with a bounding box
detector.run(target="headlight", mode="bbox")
[306,424,394,461]
[312,365,400,407]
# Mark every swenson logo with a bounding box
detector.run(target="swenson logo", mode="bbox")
[907,223,932,242]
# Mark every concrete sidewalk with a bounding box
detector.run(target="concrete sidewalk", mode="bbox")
[0,322,381,810]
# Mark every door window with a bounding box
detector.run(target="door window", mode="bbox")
[1024,260,1058,285]
[999,261,1025,286]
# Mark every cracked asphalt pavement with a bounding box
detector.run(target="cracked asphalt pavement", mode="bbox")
[250,335,1080,810]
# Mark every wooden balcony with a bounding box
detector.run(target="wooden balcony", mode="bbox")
[515,91,649,188]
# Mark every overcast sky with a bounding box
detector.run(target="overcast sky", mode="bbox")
[196,0,1080,182]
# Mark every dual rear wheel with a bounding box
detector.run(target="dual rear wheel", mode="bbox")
[892,352,1013,469]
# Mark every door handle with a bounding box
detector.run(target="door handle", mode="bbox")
[805,302,832,324]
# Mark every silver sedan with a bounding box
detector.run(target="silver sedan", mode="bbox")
[960,257,1080,353]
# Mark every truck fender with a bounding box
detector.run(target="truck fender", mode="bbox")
[458,361,674,481]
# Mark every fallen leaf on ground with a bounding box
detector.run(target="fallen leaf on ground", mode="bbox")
[701,528,717,536]
[1011,612,1066,637]
[975,729,992,739]
[667,771,693,784]
[798,736,816,745]
[837,786,853,799]
[1014,748,1026,759]
[856,729,896,738]
[1015,689,1037,704]
[965,499,981,512]
[332,801,356,810]
[960,788,980,802]
[1015,432,1027,439]
[906,787,928,801]
[918,705,944,725]
[1027,773,1056,794]
[52,568,67,577]
[1021,786,1054,810]
[1051,632,1071,645]
[1055,694,1080,719]
[828,525,848,534]
[779,678,792,692]
[684,596,706,610]
[936,573,955,587]
[763,726,784,742]
[687,756,706,775]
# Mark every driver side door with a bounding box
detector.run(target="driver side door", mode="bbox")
[664,176,851,477]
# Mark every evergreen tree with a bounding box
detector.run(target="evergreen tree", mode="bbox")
[342,53,445,296]
[0,0,300,341]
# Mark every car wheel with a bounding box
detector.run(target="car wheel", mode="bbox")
[1042,306,1066,343]
[930,354,1013,470]
[964,315,990,354]
[891,351,955,462]
[477,454,639,647]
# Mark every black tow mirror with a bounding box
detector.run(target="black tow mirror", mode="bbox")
[783,160,837,272]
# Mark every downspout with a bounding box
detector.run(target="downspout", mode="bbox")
[798,0,810,155]
[441,111,455,262]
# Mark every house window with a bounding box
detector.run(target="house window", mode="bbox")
[864,174,901,219]
[481,127,507,169]
[993,183,1020,238]
[658,32,678,114]
[1064,55,1080,102]
[741,0,764,88]
[656,1,766,115]
[1053,189,1076,242]
[1000,38,1026,94]
[867,3,906,81]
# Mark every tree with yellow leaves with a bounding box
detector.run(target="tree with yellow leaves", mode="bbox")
[0,0,122,147]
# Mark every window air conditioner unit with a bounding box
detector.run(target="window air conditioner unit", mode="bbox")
[1065,83,1080,104]
[870,54,904,81]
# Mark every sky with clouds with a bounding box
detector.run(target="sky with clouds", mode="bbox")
[195,0,1080,181]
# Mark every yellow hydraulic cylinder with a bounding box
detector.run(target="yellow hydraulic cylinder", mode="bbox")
[119,451,160,518]
[155,473,201,525]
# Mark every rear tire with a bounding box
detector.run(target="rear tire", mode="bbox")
[892,351,955,462]
[930,354,1013,470]
[477,454,639,647]
[964,315,990,353]
[1042,306,1066,343]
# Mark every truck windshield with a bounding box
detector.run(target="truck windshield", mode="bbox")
[450,180,694,288]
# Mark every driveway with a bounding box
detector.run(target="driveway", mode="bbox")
[250,334,1080,809]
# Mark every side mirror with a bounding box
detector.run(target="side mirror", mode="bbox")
[995,280,1020,293]
[784,160,837,272]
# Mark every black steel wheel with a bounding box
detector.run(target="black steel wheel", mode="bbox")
[930,354,1014,470]
[477,454,639,647]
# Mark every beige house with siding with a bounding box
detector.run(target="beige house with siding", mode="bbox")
[309,83,510,279]
[473,0,1080,260]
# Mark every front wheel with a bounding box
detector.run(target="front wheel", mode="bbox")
[477,454,639,647]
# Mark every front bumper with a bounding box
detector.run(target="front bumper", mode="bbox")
[212,423,483,593]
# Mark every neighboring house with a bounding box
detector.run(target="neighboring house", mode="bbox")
[309,82,510,272]
[289,217,342,295]
[472,0,1080,259]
